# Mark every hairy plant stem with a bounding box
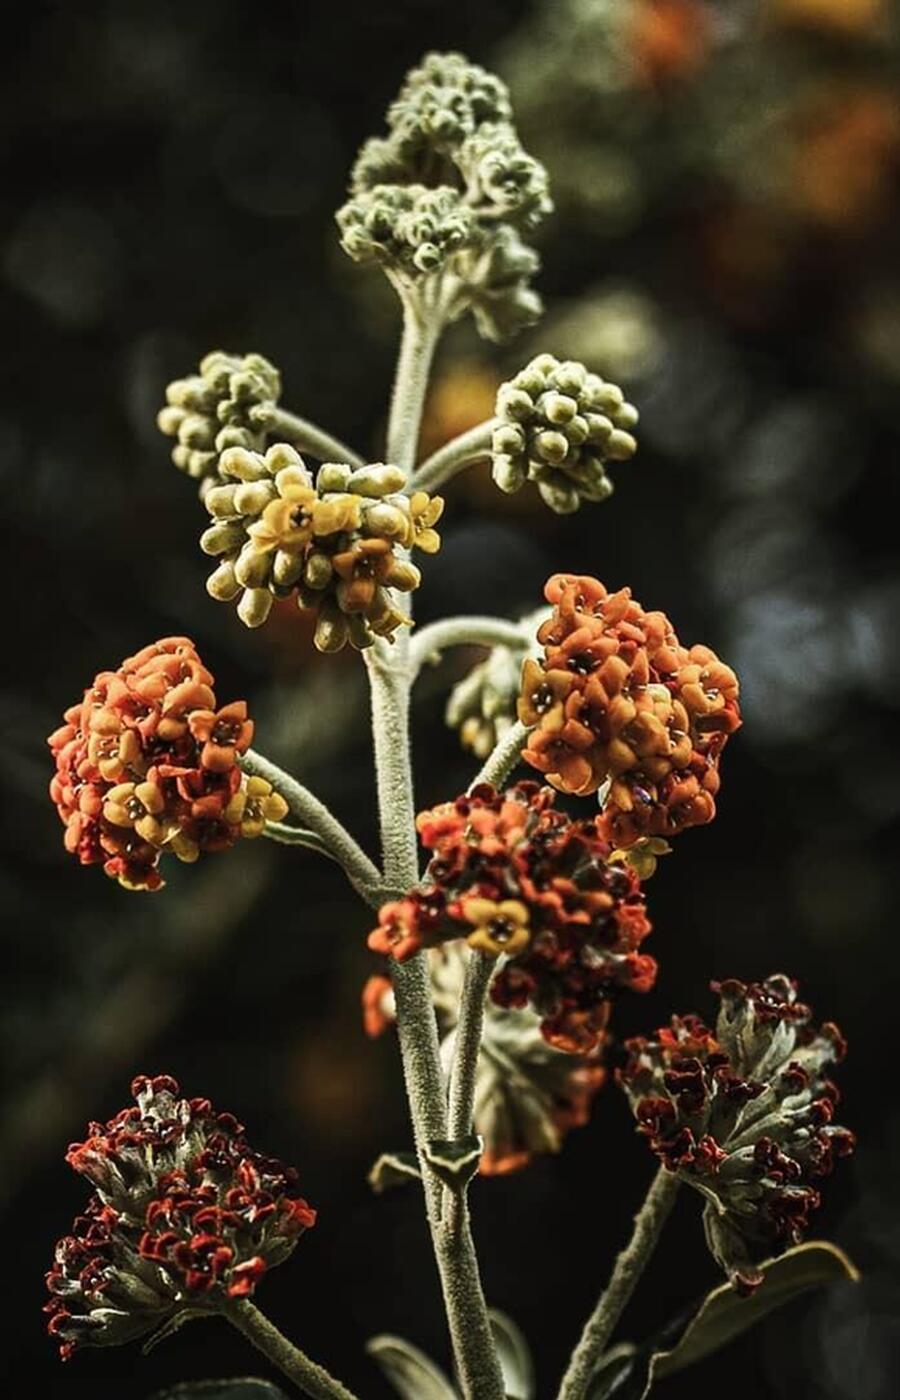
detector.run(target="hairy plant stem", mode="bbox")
[222,1297,359,1400]
[240,749,381,905]
[471,718,530,791]
[386,296,440,472]
[262,406,365,469]
[410,614,531,675]
[557,1168,681,1400]
[411,417,498,492]
[447,951,494,1140]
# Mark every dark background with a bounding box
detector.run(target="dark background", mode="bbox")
[2,1,899,1396]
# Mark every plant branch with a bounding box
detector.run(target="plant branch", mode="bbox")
[411,418,498,493]
[262,822,334,857]
[222,1297,359,1400]
[557,1168,681,1400]
[240,749,382,905]
[386,296,441,472]
[447,951,494,1141]
[409,614,530,676]
[470,719,530,791]
[258,406,365,469]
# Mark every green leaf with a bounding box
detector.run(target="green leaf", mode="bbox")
[588,1241,858,1400]
[368,1150,422,1194]
[423,1135,483,1191]
[151,1382,289,1400]
[488,1309,535,1400]
[366,1334,457,1400]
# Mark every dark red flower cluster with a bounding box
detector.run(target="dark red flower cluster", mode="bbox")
[519,574,741,848]
[620,975,855,1292]
[45,1075,315,1360]
[368,781,654,1052]
[48,637,285,890]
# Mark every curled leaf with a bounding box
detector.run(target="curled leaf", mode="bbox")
[151,1382,289,1400]
[488,1308,535,1400]
[368,1150,422,1194]
[366,1334,457,1400]
[423,1135,483,1191]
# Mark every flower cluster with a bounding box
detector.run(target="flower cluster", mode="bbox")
[491,354,639,513]
[45,1076,315,1359]
[48,637,285,891]
[363,947,607,1174]
[620,976,855,1292]
[200,445,443,646]
[444,607,547,758]
[157,351,280,489]
[520,575,741,849]
[368,781,654,1052]
[337,52,551,341]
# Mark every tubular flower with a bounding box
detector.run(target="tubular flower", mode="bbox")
[367,781,654,1052]
[620,976,855,1294]
[47,638,285,891]
[492,354,639,513]
[337,52,551,342]
[45,1076,315,1360]
[157,351,281,489]
[445,606,548,758]
[200,446,441,648]
[520,574,741,848]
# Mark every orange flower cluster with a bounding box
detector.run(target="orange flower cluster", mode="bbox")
[368,782,654,1052]
[520,575,740,848]
[48,637,285,891]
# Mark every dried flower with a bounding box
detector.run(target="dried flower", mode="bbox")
[620,976,855,1292]
[445,606,547,758]
[45,1075,315,1359]
[200,445,441,648]
[367,781,653,1052]
[157,351,280,488]
[48,638,285,890]
[337,52,551,342]
[492,354,638,513]
[520,574,741,846]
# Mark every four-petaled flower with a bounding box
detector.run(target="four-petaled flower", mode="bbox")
[461,897,531,956]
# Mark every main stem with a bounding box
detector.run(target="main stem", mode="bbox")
[557,1168,681,1400]
[223,1297,359,1400]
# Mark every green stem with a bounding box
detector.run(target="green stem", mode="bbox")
[409,614,530,676]
[262,822,334,857]
[411,418,498,493]
[447,951,494,1140]
[557,1168,681,1400]
[470,719,530,791]
[258,406,365,468]
[222,1297,359,1400]
[386,298,440,472]
[240,749,382,905]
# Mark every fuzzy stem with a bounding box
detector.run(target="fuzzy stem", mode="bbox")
[410,615,530,676]
[411,418,498,493]
[386,298,440,472]
[262,822,334,857]
[447,951,494,1140]
[240,749,382,905]
[471,719,530,791]
[260,407,365,469]
[557,1168,681,1400]
[222,1297,359,1400]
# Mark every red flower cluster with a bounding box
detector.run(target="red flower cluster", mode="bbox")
[46,1075,315,1360]
[620,975,855,1292]
[368,782,654,1052]
[519,575,740,848]
[48,637,284,890]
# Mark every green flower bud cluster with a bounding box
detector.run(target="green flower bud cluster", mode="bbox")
[445,608,547,758]
[336,52,551,342]
[157,352,280,487]
[200,443,443,652]
[491,353,638,513]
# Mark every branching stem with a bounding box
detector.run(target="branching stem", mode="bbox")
[410,614,530,676]
[557,1168,681,1400]
[447,951,494,1141]
[222,1297,359,1400]
[470,719,530,791]
[386,297,440,472]
[411,418,498,493]
[261,406,365,469]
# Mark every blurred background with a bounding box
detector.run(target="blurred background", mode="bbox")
[3,1,899,1396]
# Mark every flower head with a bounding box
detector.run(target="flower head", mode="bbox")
[520,574,740,846]
[620,976,854,1292]
[201,446,441,648]
[491,354,638,513]
[48,638,285,890]
[45,1075,315,1359]
[445,606,547,758]
[157,351,280,488]
[367,781,654,1052]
